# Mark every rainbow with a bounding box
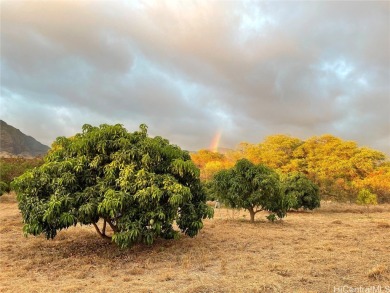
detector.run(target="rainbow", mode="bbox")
[209,130,222,152]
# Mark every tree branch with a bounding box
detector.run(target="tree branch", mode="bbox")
[102,219,107,235]
[106,219,118,233]
[92,222,111,240]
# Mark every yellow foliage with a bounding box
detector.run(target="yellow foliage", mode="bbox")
[356,166,390,203]
[191,134,389,202]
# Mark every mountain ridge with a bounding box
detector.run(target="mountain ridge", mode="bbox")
[0,120,49,158]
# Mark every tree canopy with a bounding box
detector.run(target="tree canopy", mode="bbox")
[281,172,320,210]
[212,159,296,222]
[356,189,377,206]
[13,124,213,248]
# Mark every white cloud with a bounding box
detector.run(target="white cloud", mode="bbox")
[1,1,389,154]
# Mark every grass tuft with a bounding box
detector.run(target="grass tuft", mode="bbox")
[377,222,390,229]
[367,265,389,281]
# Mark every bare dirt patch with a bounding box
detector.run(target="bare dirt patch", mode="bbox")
[1,194,389,292]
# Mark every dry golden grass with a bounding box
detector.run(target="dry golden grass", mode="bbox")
[1,194,389,292]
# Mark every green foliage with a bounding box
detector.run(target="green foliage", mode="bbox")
[266,213,277,222]
[356,189,378,206]
[202,181,217,201]
[12,124,213,248]
[281,172,320,210]
[212,159,295,222]
[0,157,44,195]
[0,181,10,195]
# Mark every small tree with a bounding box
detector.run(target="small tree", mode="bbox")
[212,159,295,222]
[12,124,213,248]
[281,172,320,210]
[356,188,378,206]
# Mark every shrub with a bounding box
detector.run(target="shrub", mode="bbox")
[0,181,10,196]
[356,188,378,206]
[281,172,320,210]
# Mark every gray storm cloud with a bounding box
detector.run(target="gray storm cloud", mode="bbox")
[1,1,389,154]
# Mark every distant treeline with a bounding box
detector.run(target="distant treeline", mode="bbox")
[0,157,44,195]
[2,134,389,203]
[191,134,390,203]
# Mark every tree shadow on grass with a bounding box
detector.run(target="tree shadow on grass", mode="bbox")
[26,226,199,263]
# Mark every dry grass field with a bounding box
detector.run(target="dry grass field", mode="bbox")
[1,193,389,293]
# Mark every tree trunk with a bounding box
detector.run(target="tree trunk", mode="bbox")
[106,219,118,233]
[248,207,255,223]
[102,219,107,235]
[92,222,111,240]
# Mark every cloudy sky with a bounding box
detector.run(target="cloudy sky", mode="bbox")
[1,1,389,154]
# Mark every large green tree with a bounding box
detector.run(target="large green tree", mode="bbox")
[12,124,213,248]
[212,159,295,222]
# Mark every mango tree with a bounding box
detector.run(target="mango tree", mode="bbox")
[281,172,320,210]
[12,124,213,248]
[212,159,295,222]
